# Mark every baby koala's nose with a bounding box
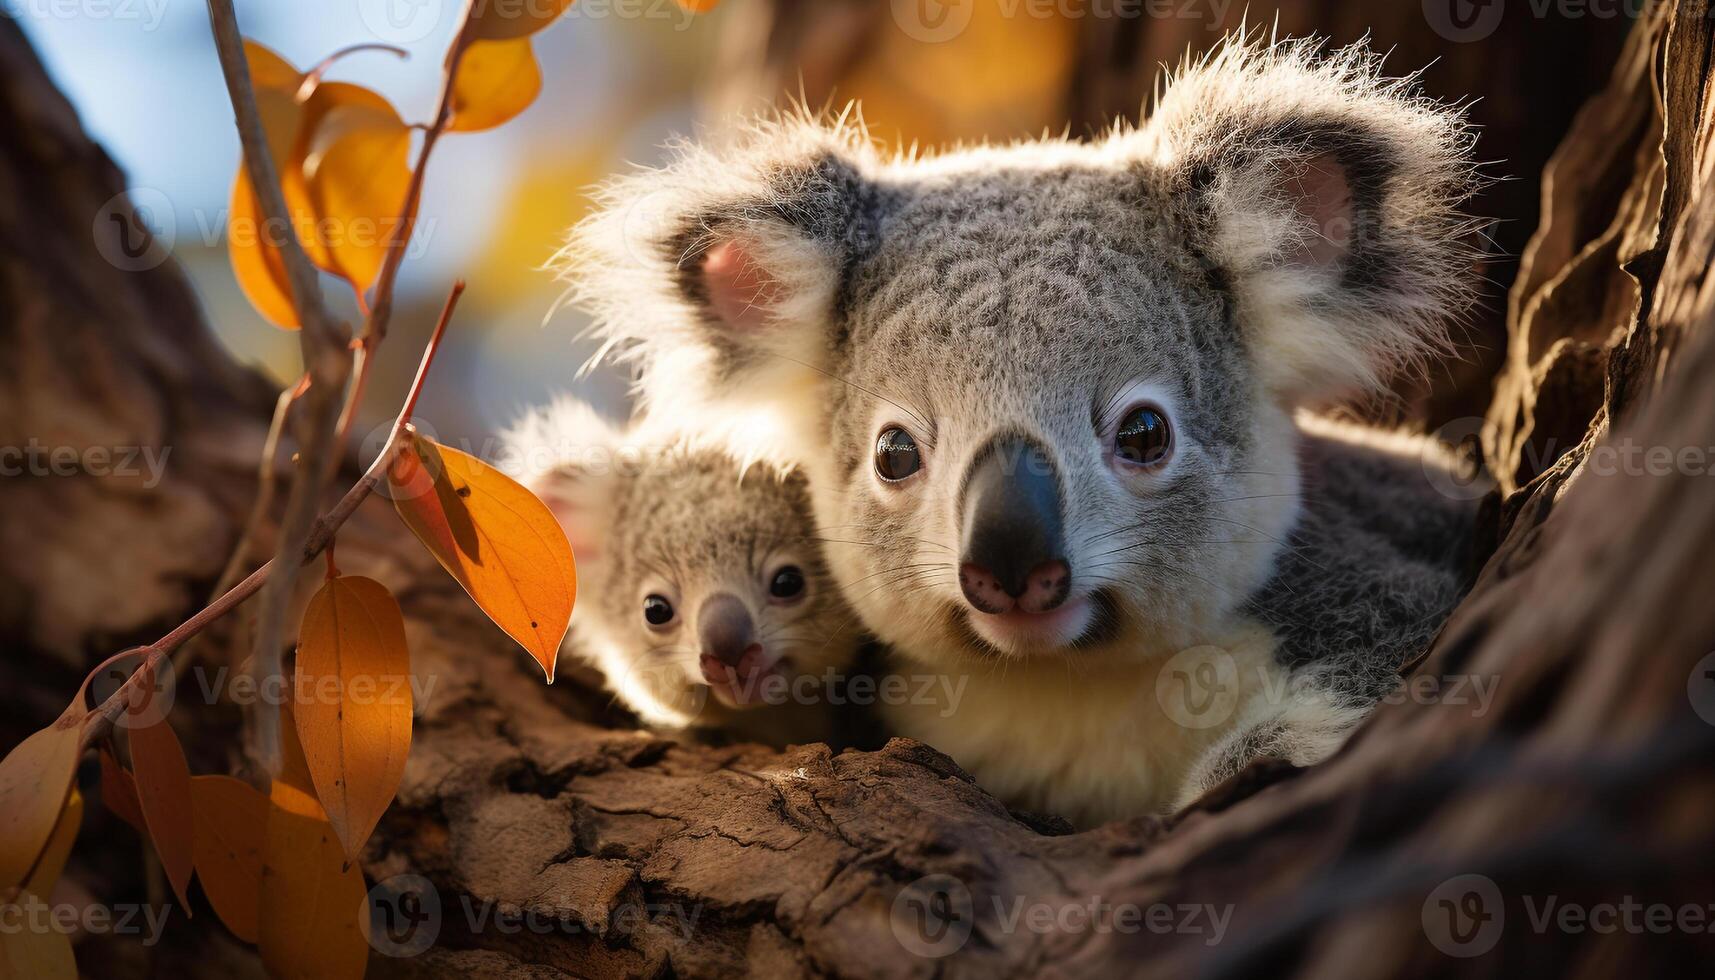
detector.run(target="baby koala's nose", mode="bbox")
[696,593,760,668]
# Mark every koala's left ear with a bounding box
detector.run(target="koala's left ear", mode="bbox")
[558,117,876,437]
[499,395,626,564]
[1144,37,1482,404]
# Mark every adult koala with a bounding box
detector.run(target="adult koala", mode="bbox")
[561,36,1485,826]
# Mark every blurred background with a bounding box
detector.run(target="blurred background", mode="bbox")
[16,0,1629,450]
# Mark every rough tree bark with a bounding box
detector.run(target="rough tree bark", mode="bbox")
[3,2,1714,978]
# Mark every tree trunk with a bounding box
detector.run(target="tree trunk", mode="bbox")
[4,2,1715,977]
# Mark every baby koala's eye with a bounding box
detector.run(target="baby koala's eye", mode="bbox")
[1115,406,1173,468]
[875,427,921,481]
[642,594,675,628]
[768,566,806,601]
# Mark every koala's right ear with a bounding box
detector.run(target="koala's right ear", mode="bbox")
[558,117,877,431]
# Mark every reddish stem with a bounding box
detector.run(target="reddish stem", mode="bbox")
[396,280,464,428]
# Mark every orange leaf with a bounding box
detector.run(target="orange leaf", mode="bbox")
[20,787,82,902]
[130,712,195,912]
[190,775,267,944]
[388,432,576,680]
[448,38,543,133]
[0,707,85,892]
[468,0,574,40]
[676,0,721,10]
[0,917,76,980]
[98,748,145,833]
[294,575,413,861]
[228,42,411,323]
[260,706,369,980]
[290,83,412,293]
[228,41,305,329]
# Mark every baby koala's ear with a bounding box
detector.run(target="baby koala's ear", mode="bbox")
[500,396,625,565]
[1144,36,1482,404]
[560,118,876,418]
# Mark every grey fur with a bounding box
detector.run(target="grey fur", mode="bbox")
[502,397,863,746]
[556,34,1488,822]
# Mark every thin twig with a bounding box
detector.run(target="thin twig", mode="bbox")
[333,0,476,491]
[206,0,355,775]
[79,281,463,752]
[397,280,464,426]
[362,0,479,346]
[173,377,304,675]
[203,0,348,373]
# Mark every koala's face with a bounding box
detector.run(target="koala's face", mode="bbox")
[568,39,1477,669]
[539,443,860,725]
[813,168,1299,661]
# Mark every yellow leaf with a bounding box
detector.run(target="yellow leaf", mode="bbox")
[448,38,543,133]
[19,788,81,902]
[243,38,301,90]
[130,712,195,912]
[189,775,267,944]
[228,42,305,329]
[0,901,76,980]
[291,83,413,293]
[228,41,411,322]
[260,708,369,980]
[0,708,84,892]
[294,575,413,861]
[388,433,576,681]
[97,748,145,833]
[468,0,574,40]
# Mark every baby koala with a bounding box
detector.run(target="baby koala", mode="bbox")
[504,396,863,745]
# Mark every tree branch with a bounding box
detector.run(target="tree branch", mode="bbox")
[205,0,355,775]
[361,0,479,346]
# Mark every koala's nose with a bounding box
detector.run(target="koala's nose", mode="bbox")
[696,593,760,667]
[957,434,1070,615]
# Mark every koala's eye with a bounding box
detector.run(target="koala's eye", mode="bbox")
[1115,406,1172,468]
[769,566,806,601]
[875,427,922,482]
[642,595,675,628]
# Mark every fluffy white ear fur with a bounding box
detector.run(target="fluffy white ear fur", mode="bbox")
[554,116,869,462]
[1140,35,1482,404]
[499,395,627,564]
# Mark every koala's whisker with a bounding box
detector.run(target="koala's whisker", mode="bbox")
[1085,537,1268,562]
[1084,556,1246,607]
[807,524,956,554]
[1197,515,1289,546]
[760,351,935,441]
[826,569,947,639]
[843,564,955,590]
[1208,492,1309,504]
[797,534,955,556]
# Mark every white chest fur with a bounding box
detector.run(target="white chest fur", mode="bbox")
[880,620,1294,827]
